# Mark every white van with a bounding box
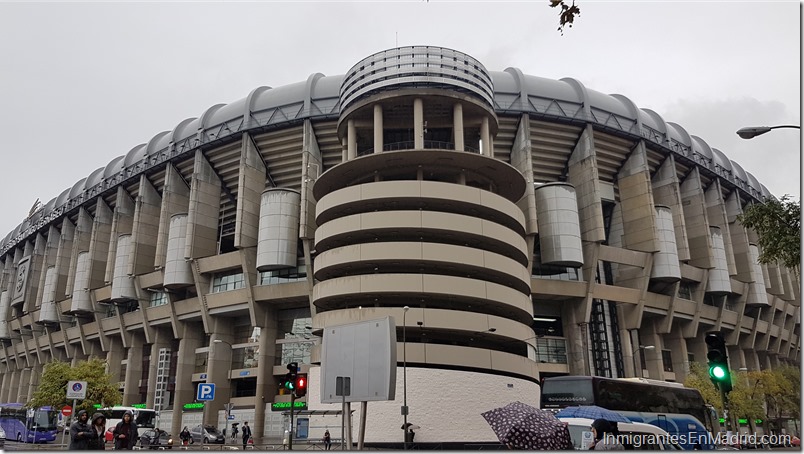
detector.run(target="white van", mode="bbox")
[559,417,684,450]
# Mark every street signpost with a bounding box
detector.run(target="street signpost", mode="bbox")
[61,406,73,417]
[336,376,351,451]
[64,381,87,447]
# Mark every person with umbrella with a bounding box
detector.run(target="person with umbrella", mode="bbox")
[482,401,573,450]
[589,419,624,450]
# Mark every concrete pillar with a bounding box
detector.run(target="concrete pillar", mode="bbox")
[0,370,7,402]
[170,324,203,437]
[651,156,690,261]
[123,335,145,406]
[413,98,424,149]
[680,168,714,269]
[642,327,664,380]
[17,368,32,402]
[373,104,383,154]
[617,142,658,253]
[729,346,747,370]
[203,331,235,427]
[686,335,708,368]
[154,166,190,269]
[620,327,637,377]
[453,103,464,151]
[130,175,162,275]
[186,150,222,260]
[341,137,347,163]
[5,369,21,403]
[665,326,689,382]
[25,362,44,403]
[567,125,606,243]
[104,337,125,384]
[480,116,491,157]
[347,120,357,160]
[253,321,279,439]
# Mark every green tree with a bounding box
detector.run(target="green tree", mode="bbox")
[684,362,724,413]
[28,358,121,413]
[549,0,581,34]
[737,195,801,271]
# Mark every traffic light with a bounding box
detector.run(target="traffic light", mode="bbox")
[705,331,732,393]
[294,374,308,398]
[282,362,299,392]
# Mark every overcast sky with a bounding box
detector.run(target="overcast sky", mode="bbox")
[0,1,800,238]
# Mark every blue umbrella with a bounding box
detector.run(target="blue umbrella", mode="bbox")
[555,405,631,423]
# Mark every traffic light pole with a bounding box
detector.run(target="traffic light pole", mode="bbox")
[720,387,733,434]
[289,392,295,450]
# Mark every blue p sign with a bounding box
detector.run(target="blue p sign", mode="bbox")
[197,383,215,401]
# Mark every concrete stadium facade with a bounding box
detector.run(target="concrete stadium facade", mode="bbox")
[0,46,799,445]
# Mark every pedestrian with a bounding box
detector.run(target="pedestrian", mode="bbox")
[231,423,239,442]
[241,421,252,449]
[112,410,139,450]
[88,412,107,450]
[589,419,624,450]
[68,409,94,450]
[180,426,191,446]
[323,430,331,450]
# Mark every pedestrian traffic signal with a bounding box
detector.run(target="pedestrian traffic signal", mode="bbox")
[294,374,307,398]
[705,331,732,393]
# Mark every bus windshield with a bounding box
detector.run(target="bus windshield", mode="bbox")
[102,407,157,430]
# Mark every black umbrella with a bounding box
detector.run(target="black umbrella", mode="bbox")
[482,401,572,450]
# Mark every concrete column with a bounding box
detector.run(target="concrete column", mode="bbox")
[347,119,357,160]
[373,104,383,154]
[123,335,145,406]
[16,368,32,402]
[130,175,162,275]
[729,346,747,370]
[5,369,21,403]
[341,137,347,163]
[620,327,637,377]
[642,327,664,380]
[186,151,222,260]
[253,322,279,439]
[617,142,658,253]
[651,156,690,261]
[686,334,708,368]
[170,324,203,437]
[104,337,126,384]
[154,166,189,269]
[453,103,464,151]
[665,327,690,382]
[480,116,491,157]
[25,362,44,402]
[413,98,424,149]
[203,331,235,427]
[680,168,714,269]
[0,371,8,402]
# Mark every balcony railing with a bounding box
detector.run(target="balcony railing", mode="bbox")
[358,141,480,156]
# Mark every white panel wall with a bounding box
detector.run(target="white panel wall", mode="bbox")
[706,227,731,294]
[534,183,583,267]
[111,234,137,301]
[651,206,681,281]
[164,214,193,288]
[257,189,301,271]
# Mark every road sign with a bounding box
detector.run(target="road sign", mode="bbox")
[66,381,88,399]
[197,383,216,401]
[224,403,234,412]
[228,415,235,420]
[61,406,73,417]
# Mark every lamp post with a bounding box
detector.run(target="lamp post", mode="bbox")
[632,345,655,378]
[402,306,409,450]
[736,125,800,139]
[213,339,234,442]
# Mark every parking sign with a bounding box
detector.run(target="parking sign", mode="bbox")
[197,383,216,401]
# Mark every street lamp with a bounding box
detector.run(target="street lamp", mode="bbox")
[632,345,655,378]
[736,125,800,139]
[213,339,234,441]
[402,306,409,450]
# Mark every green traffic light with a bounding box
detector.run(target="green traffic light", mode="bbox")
[709,365,727,380]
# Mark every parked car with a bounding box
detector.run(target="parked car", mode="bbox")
[190,424,226,444]
[139,428,173,449]
[559,417,684,450]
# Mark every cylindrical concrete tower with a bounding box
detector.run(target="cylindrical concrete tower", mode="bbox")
[705,226,731,294]
[164,213,193,288]
[0,290,9,340]
[38,266,59,325]
[651,205,681,281]
[533,182,584,267]
[746,244,770,306]
[70,251,93,313]
[256,188,301,272]
[111,234,137,302]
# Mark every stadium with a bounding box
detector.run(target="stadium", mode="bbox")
[0,46,799,444]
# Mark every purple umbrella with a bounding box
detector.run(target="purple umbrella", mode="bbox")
[482,401,573,450]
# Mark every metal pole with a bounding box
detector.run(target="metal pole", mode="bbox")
[403,308,408,450]
[289,393,295,451]
[341,394,345,451]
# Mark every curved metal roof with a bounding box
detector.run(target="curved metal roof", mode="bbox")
[0,47,777,256]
